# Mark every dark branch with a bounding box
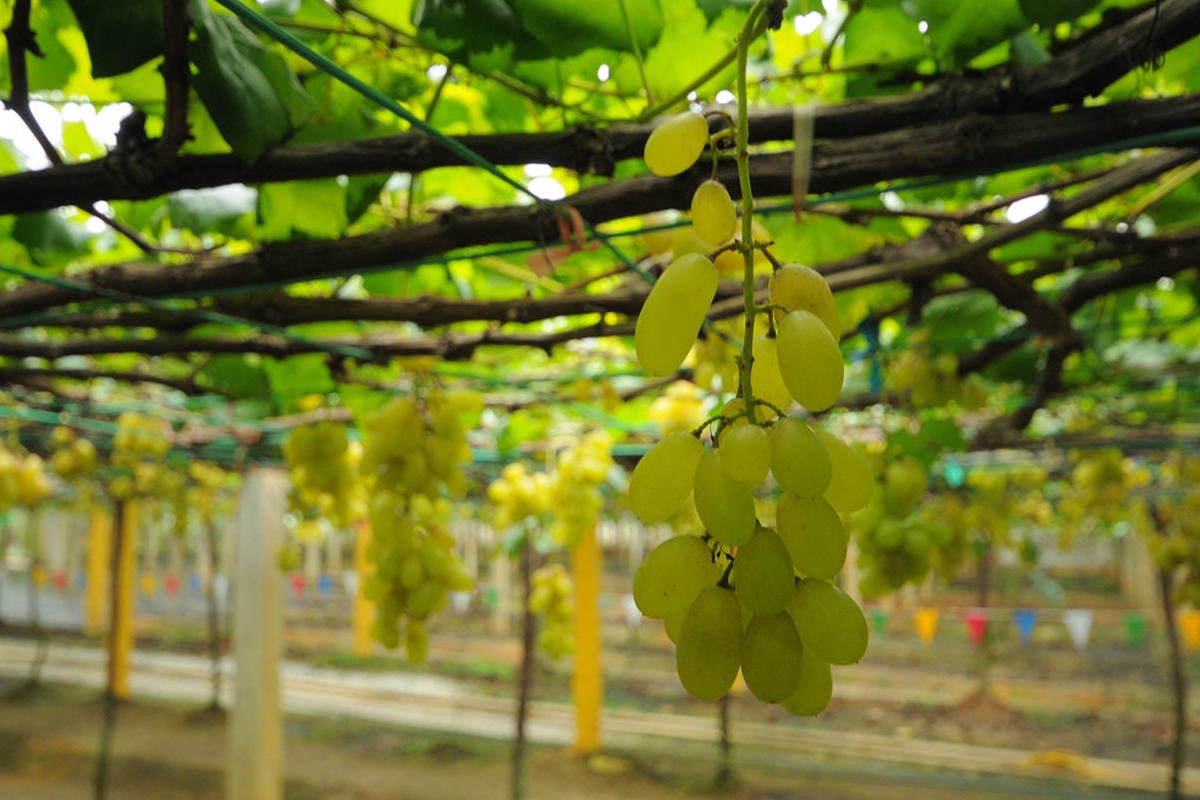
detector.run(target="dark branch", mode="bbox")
[1,102,1197,321]
[3,0,1200,218]
[0,366,219,397]
[158,0,191,158]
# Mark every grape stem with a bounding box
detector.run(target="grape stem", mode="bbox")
[735,2,772,426]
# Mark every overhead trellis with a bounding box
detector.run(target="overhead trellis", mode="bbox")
[0,0,1197,451]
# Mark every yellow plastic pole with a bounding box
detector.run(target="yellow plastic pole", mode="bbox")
[84,508,112,636]
[108,501,137,699]
[571,525,602,754]
[352,517,374,657]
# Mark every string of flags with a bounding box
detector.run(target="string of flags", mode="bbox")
[865,606,1200,652]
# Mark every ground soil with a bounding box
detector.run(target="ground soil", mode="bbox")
[2,577,1197,798]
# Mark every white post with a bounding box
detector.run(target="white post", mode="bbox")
[228,469,286,800]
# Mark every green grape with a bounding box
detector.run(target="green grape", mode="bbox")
[882,456,927,517]
[633,534,717,619]
[664,608,686,644]
[628,431,704,523]
[787,578,868,665]
[776,493,847,579]
[635,253,719,377]
[694,449,756,547]
[731,527,795,615]
[691,179,737,245]
[769,417,831,498]
[719,423,771,484]
[750,335,793,411]
[675,586,743,701]
[769,263,841,339]
[781,647,833,716]
[816,430,874,512]
[776,310,844,413]
[741,611,804,702]
[406,619,429,663]
[643,111,709,177]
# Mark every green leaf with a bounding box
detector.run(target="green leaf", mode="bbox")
[901,0,1029,68]
[413,0,546,63]
[195,355,273,402]
[257,179,348,240]
[1016,0,1101,28]
[64,0,163,77]
[1009,30,1051,67]
[641,2,746,105]
[511,0,663,58]
[26,1,79,92]
[12,212,92,266]
[168,186,257,238]
[920,291,1007,351]
[190,9,314,163]
[262,353,335,412]
[62,119,104,161]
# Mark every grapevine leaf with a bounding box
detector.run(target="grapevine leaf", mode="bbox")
[1010,30,1052,67]
[168,186,257,238]
[901,0,1030,68]
[258,179,348,240]
[412,0,547,64]
[262,353,335,413]
[12,212,92,267]
[510,0,663,58]
[26,1,79,92]
[189,9,314,163]
[195,355,273,402]
[63,0,162,77]
[1016,0,1101,28]
[843,5,927,98]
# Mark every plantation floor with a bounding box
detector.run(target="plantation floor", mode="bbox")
[1,636,1198,798]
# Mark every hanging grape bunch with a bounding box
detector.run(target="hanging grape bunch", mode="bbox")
[630,104,874,715]
[359,392,478,663]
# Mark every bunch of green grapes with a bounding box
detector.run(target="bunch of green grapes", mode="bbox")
[1059,448,1150,539]
[169,461,239,537]
[647,381,707,436]
[529,562,575,659]
[281,417,366,530]
[359,392,478,663]
[631,109,877,713]
[847,453,949,599]
[1144,454,1200,605]
[887,343,987,410]
[547,431,613,546]
[48,426,98,484]
[0,443,55,511]
[108,411,172,500]
[631,111,877,713]
[487,461,552,531]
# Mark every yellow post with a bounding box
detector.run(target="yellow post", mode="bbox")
[108,501,137,699]
[571,525,602,754]
[84,508,112,636]
[353,517,374,657]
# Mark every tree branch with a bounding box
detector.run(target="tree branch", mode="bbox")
[0,366,220,397]
[3,0,1200,218]
[0,101,1196,321]
[157,0,191,158]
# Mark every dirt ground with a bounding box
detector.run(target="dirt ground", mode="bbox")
[0,680,1175,800]
[3,576,1198,799]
